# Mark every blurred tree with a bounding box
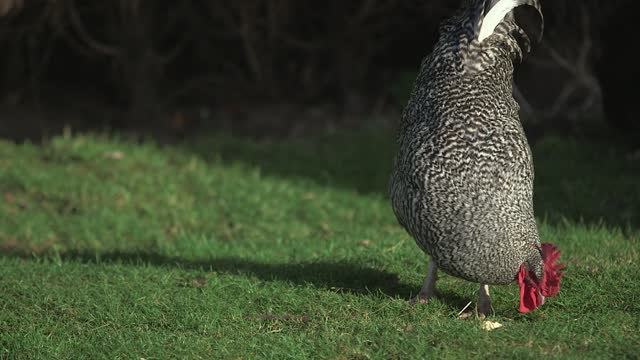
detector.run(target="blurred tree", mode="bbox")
[0,0,22,16]
[0,0,637,140]
[0,0,59,108]
[593,0,639,140]
[60,0,194,128]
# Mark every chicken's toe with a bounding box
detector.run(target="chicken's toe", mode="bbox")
[409,292,433,305]
[457,311,486,320]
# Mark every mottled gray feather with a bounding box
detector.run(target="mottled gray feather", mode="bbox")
[390,0,545,285]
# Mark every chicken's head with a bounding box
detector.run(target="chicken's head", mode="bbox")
[517,242,565,313]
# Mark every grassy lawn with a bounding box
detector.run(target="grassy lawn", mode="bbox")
[1,128,639,359]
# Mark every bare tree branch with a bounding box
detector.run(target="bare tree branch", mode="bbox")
[65,0,120,56]
[525,4,601,121]
[157,33,191,65]
[237,4,262,82]
[513,83,537,122]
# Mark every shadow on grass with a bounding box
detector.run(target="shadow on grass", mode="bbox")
[178,129,397,196]
[177,129,640,232]
[0,248,470,310]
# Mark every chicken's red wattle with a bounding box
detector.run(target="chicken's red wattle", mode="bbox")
[517,242,565,313]
[517,264,542,313]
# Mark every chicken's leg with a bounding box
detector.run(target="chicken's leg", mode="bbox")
[477,284,492,316]
[459,284,493,319]
[410,261,438,304]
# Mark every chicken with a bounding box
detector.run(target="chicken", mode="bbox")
[389,0,565,317]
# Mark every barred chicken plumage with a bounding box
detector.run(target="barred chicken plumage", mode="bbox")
[390,0,565,316]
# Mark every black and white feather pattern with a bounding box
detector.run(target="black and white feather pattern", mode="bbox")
[390,0,545,285]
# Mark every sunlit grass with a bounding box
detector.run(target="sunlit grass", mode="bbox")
[1,130,639,359]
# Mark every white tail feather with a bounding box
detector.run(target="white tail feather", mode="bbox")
[478,0,529,42]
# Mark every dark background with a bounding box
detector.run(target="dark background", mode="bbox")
[0,0,637,143]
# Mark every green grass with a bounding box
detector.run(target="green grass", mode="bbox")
[1,128,639,359]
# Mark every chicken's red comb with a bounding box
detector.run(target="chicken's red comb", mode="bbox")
[540,242,565,297]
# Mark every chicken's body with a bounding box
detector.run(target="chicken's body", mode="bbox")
[390,0,563,315]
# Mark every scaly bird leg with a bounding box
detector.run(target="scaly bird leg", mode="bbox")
[477,284,492,317]
[410,261,438,304]
[459,284,493,319]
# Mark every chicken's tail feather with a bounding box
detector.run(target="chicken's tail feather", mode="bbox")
[477,0,543,47]
[457,0,543,73]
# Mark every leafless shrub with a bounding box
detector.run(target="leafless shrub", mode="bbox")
[58,0,195,126]
[516,3,604,127]
[0,1,61,106]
